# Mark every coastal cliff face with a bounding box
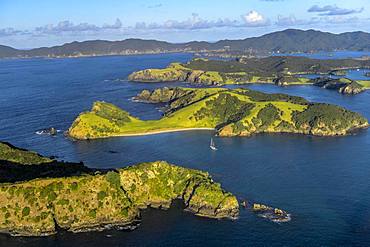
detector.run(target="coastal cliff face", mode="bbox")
[0,160,238,237]
[68,87,368,140]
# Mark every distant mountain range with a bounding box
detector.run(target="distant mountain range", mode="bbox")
[1,29,370,58]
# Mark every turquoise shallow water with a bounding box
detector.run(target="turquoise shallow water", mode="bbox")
[1,53,370,246]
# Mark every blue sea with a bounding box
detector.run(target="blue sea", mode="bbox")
[1,52,370,246]
[273,50,370,60]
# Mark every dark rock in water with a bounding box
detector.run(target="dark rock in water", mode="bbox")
[241,200,248,208]
[36,127,58,136]
[365,72,370,77]
[252,203,291,223]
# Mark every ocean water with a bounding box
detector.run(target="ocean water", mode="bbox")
[273,50,370,60]
[300,69,370,81]
[1,53,370,246]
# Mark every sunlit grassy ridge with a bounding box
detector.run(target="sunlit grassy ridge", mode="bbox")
[358,80,370,88]
[0,142,53,165]
[68,87,368,140]
[0,161,238,236]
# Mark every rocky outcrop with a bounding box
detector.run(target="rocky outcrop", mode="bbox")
[339,81,365,94]
[35,127,58,136]
[133,87,190,103]
[0,160,239,237]
[252,204,291,223]
[312,77,365,94]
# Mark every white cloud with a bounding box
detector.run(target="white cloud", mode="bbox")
[308,5,364,16]
[275,15,319,26]
[0,28,29,37]
[135,12,269,30]
[34,19,123,35]
[243,11,270,26]
[103,18,122,29]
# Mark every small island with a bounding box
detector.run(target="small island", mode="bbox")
[311,77,366,94]
[128,57,370,94]
[68,87,368,140]
[0,142,239,237]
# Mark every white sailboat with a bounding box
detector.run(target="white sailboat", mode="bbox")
[210,138,217,151]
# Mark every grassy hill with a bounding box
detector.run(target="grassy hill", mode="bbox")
[68,88,368,140]
[0,142,53,165]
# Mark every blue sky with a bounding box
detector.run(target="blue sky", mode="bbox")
[0,0,369,48]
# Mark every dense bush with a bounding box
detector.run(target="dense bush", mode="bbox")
[292,103,367,130]
[93,102,131,126]
[238,89,308,104]
[255,104,281,130]
[106,171,121,188]
[194,93,254,127]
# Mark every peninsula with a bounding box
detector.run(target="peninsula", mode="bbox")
[128,57,370,94]
[68,87,368,140]
[0,142,239,236]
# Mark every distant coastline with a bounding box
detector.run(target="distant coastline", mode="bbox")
[2,29,370,59]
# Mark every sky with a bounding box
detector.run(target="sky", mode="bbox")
[0,0,369,49]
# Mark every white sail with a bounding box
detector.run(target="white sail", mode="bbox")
[210,138,217,151]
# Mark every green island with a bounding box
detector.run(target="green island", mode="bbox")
[0,142,239,237]
[128,57,370,94]
[67,87,368,140]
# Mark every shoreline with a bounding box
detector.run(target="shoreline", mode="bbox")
[69,128,216,140]
[116,128,216,137]
[69,123,370,140]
